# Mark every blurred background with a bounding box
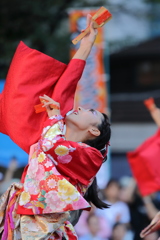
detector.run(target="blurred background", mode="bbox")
[1,0,160,239]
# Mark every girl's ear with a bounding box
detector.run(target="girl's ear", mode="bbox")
[88,127,100,137]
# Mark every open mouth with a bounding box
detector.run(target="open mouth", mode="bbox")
[73,110,78,115]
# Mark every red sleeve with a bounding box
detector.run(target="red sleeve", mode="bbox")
[46,140,103,186]
[67,146,103,186]
[0,41,67,153]
[52,59,86,117]
[0,42,85,154]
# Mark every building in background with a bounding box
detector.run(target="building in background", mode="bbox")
[108,0,160,178]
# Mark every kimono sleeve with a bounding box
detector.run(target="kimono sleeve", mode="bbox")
[47,141,103,186]
[0,41,86,154]
[71,146,104,186]
[52,58,86,117]
[0,41,67,153]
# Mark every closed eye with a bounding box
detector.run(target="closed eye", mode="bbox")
[89,109,96,115]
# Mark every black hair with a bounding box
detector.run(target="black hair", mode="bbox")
[84,113,111,209]
[84,177,110,209]
[85,113,111,162]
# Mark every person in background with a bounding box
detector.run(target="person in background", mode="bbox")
[79,213,106,240]
[0,172,3,182]
[109,223,128,240]
[127,98,160,239]
[119,176,160,240]
[75,205,111,239]
[0,156,19,196]
[96,179,131,238]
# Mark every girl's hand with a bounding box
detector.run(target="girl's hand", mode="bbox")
[39,95,60,118]
[72,14,98,60]
[80,14,98,47]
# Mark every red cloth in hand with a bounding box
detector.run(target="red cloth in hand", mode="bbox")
[127,129,160,196]
[0,42,85,153]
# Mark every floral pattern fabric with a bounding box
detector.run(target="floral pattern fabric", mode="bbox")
[0,114,104,239]
[0,183,77,240]
[17,115,98,215]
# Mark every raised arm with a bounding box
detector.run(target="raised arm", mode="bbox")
[72,15,98,60]
[144,98,160,128]
[0,14,98,154]
[52,15,98,117]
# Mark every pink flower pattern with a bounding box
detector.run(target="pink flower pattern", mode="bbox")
[44,191,66,212]
[24,180,40,195]
[45,160,53,168]
[19,116,91,215]
[57,155,72,164]
[35,164,45,181]
[27,158,38,179]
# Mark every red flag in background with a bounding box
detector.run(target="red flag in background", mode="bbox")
[127,129,160,196]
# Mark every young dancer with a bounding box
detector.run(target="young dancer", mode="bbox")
[0,15,111,240]
[0,15,95,154]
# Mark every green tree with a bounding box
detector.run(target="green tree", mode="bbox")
[0,0,106,78]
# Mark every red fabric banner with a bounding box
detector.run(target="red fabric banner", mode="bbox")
[127,129,160,196]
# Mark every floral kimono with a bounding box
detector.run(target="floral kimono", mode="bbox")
[0,114,104,239]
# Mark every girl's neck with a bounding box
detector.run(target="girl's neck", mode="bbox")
[65,127,85,143]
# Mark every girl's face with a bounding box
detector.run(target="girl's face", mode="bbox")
[65,107,104,132]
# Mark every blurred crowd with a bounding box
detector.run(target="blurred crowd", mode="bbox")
[74,98,160,240]
[0,156,21,196]
[75,177,160,240]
